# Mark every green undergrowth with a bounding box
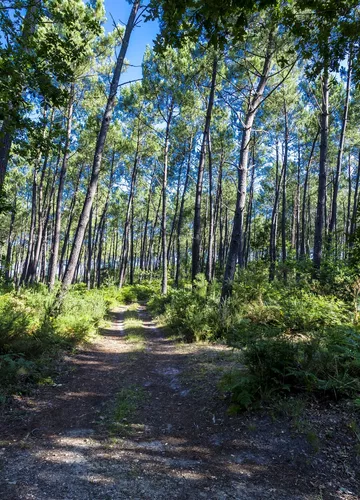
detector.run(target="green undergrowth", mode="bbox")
[2,268,360,413]
[123,303,145,350]
[0,283,121,398]
[145,269,360,410]
[110,385,146,435]
[119,281,160,305]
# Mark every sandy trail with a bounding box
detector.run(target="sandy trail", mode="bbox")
[0,305,358,499]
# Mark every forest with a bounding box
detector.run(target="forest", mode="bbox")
[0,0,360,497]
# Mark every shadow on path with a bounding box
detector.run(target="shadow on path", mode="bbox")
[0,305,357,499]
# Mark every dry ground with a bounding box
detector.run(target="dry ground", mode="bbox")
[0,304,359,499]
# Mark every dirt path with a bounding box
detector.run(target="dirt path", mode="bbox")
[0,305,358,499]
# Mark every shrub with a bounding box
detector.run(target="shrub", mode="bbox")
[0,286,113,397]
[159,275,221,342]
[223,324,360,411]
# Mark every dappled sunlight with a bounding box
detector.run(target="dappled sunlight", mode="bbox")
[1,304,357,499]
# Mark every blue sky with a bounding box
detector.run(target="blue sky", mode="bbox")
[103,0,159,81]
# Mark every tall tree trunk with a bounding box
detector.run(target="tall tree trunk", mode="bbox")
[119,139,140,288]
[96,153,115,287]
[5,194,17,280]
[328,53,352,247]
[269,141,283,281]
[161,101,174,295]
[59,164,84,278]
[294,140,301,260]
[206,131,214,281]
[346,155,352,254]
[216,155,224,272]
[147,193,161,272]
[129,198,135,285]
[140,168,155,271]
[57,0,140,305]
[167,159,182,264]
[301,128,319,258]
[313,67,329,272]
[86,207,93,289]
[192,55,218,281]
[48,84,75,289]
[175,137,192,287]
[281,101,288,281]
[28,110,56,283]
[21,158,39,285]
[244,139,255,267]
[350,151,360,245]
[222,37,272,299]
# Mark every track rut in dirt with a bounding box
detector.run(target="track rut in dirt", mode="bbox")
[0,304,358,499]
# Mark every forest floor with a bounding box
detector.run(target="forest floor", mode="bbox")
[0,304,359,500]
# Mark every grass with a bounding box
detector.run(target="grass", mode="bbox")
[110,385,146,435]
[0,284,120,398]
[123,303,146,351]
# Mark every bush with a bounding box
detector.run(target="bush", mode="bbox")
[0,286,113,396]
[157,275,221,342]
[119,282,160,305]
[145,270,360,409]
[223,322,360,411]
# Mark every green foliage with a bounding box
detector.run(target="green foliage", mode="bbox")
[0,355,36,389]
[223,324,360,412]
[110,385,145,435]
[0,285,113,397]
[119,282,160,304]
[221,279,360,410]
[151,275,221,342]
[147,270,360,409]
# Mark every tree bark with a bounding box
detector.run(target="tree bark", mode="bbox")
[269,141,283,281]
[57,0,140,305]
[161,101,174,295]
[175,137,192,287]
[222,37,272,299]
[350,151,360,245]
[300,128,319,258]
[313,68,329,272]
[328,53,352,247]
[281,101,288,281]
[205,131,214,281]
[49,84,75,289]
[192,56,218,281]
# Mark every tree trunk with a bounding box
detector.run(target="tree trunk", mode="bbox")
[119,139,140,288]
[350,151,360,245]
[313,68,329,272]
[57,0,140,305]
[59,164,84,278]
[175,137,192,287]
[49,84,75,289]
[161,101,174,295]
[86,207,93,289]
[96,153,115,287]
[328,53,352,247]
[269,141,283,281]
[281,101,288,281]
[222,37,272,299]
[301,128,319,258]
[140,168,155,271]
[5,194,17,280]
[206,131,214,281]
[244,139,255,267]
[192,56,218,281]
